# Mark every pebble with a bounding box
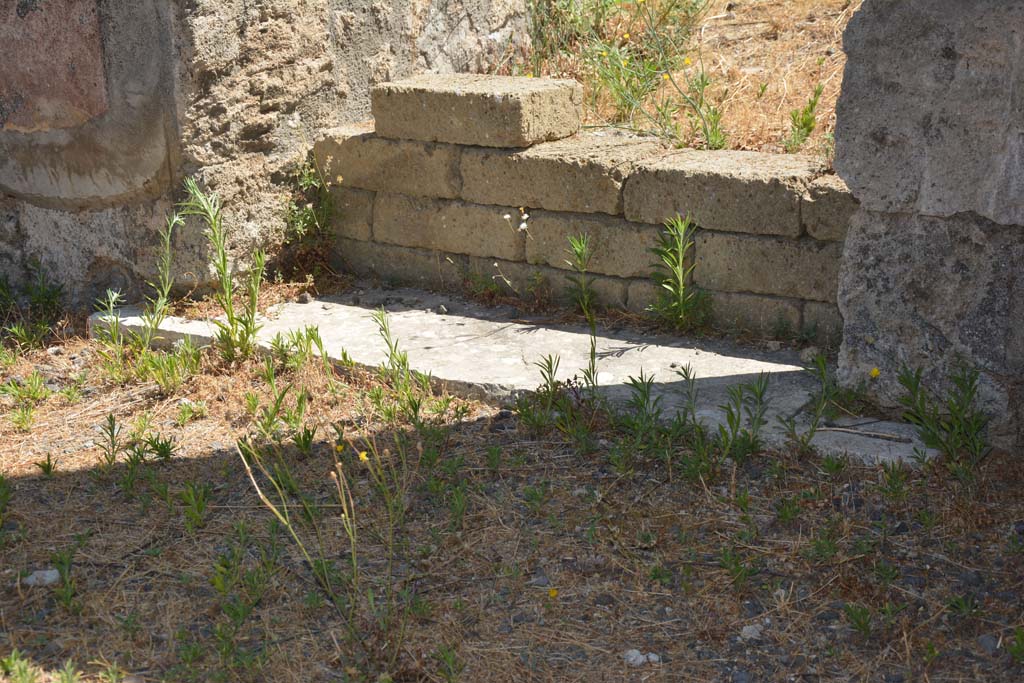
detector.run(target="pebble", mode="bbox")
[436,304,449,315]
[24,569,61,587]
[740,623,764,641]
[46,346,62,356]
[732,669,753,683]
[799,346,822,364]
[977,634,999,656]
[622,649,660,667]
[297,292,313,304]
[527,569,550,587]
[741,599,764,617]
[960,569,984,587]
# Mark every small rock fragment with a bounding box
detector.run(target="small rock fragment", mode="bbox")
[297,292,313,304]
[623,649,647,667]
[977,633,999,656]
[740,623,764,641]
[24,569,61,587]
[799,346,822,364]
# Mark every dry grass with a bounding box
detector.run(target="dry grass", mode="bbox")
[2,327,1023,682]
[528,0,860,155]
[693,0,859,152]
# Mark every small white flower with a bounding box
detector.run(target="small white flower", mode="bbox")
[518,222,529,231]
[503,214,512,220]
[521,213,530,220]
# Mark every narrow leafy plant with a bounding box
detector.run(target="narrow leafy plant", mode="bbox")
[649,214,708,330]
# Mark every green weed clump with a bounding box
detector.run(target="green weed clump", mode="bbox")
[281,158,334,276]
[527,0,726,149]
[648,214,709,330]
[180,178,265,363]
[784,82,824,153]
[898,364,991,487]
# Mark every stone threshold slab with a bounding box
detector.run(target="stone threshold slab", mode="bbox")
[88,287,933,464]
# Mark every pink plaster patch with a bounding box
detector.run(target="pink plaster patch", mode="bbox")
[0,0,108,132]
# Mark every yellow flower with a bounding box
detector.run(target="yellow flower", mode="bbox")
[335,175,344,184]
[869,367,881,379]
[548,588,559,599]
[662,73,670,80]
[684,57,692,66]
[623,32,630,40]
[334,444,344,453]
[358,451,369,463]
[526,73,534,78]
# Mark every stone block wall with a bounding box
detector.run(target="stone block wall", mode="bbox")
[315,75,857,340]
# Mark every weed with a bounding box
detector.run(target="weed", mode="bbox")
[649,564,672,586]
[92,289,131,381]
[145,433,178,462]
[4,321,49,351]
[281,158,334,275]
[843,602,872,637]
[35,453,56,478]
[24,260,63,322]
[819,453,847,478]
[486,445,503,472]
[719,547,754,588]
[1007,627,1024,664]
[947,594,979,619]
[806,526,839,563]
[270,326,320,372]
[1,649,40,683]
[138,337,202,394]
[180,177,264,362]
[56,661,82,683]
[10,405,34,432]
[180,482,212,532]
[52,546,80,614]
[0,473,11,524]
[620,370,663,446]
[448,482,468,530]
[898,365,991,487]
[137,215,178,349]
[176,399,208,426]
[649,214,708,330]
[776,497,800,524]
[99,414,123,469]
[779,355,836,453]
[784,83,824,153]
[523,481,552,515]
[2,370,50,404]
[878,461,909,504]
[565,232,596,318]
[433,644,464,682]
[873,560,900,585]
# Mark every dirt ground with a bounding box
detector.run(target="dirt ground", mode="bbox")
[694,0,858,152]
[2,324,1023,682]
[539,0,860,154]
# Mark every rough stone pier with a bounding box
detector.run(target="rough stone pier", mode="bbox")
[0,1,528,303]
